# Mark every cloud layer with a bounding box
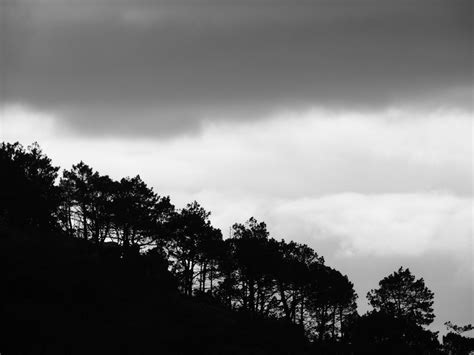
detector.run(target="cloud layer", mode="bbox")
[3,104,471,198]
[2,0,472,135]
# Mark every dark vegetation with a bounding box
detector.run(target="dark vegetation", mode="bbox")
[0,142,472,354]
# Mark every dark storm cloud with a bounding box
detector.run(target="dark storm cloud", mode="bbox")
[2,0,472,135]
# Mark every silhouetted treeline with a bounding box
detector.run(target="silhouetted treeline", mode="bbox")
[0,142,471,354]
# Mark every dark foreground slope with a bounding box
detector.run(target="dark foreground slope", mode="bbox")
[0,229,307,355]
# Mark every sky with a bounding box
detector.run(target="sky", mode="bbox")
[1,0,473,335]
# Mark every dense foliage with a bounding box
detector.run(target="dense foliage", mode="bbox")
[0,142,470,354]
[367,267,435,326]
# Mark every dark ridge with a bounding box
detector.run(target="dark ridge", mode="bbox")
[0,141,470,354]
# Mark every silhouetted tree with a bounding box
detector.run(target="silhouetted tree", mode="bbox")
[196,226,224,293]
[60,164,174,252]
[443,322,474,355]
[59,162,117,243]
[367,267,435,326]
[215,218,358,342]
[305,264,358,341]
[2,140,449,354]
[227,218,278,314]
[88,173,117,244]
[111,175,173,255]
[60,162,95,240]
[214,238,240,308]
[0,142,60,231]
[167,201,222,295]
[445,321,474,334]
[347,311,441,354]
[271,240,324,324]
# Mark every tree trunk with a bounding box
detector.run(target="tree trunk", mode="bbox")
[332,307,336,339]
[187,261,195,296]
[209,262,213,292]
[278,281,291,321]
[339,307,344,340]
[299,292,305,325]
[67,205,73,236]
[248,278,255,313]
[202,263,207,292]
[82,208,88,240]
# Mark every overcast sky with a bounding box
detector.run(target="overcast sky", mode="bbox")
[1,0,473,335]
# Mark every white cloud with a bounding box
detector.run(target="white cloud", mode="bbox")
[1,104,58,144]
[265,193,473,258]
[2,104,471,197]
[2,104,472,259]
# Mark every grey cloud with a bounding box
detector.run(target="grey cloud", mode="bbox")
[1,0,472,136]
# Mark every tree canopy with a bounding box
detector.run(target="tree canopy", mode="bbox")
[1,141,459,354]
[367,267,435,326]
